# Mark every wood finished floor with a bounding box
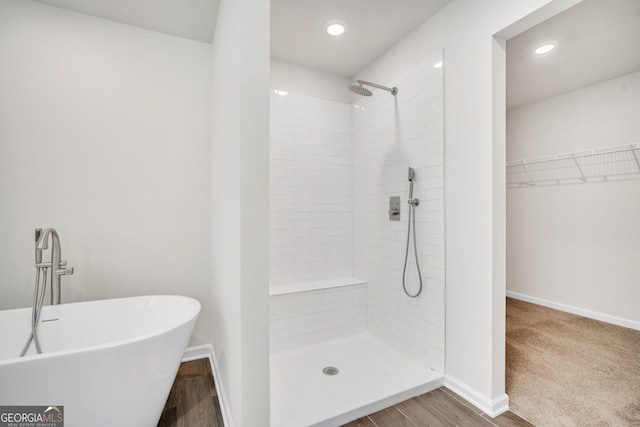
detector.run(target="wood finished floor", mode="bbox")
[158,359,533,426]
[157,359,224,427]
[342,388,533,427]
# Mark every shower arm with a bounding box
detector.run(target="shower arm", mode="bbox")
[356,80,398,95]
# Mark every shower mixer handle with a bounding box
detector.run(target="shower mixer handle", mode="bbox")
[56,260,74,275]
[57,269,74,276]
[388,196,401,221]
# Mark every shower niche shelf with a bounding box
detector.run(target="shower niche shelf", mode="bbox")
[269,277,367,296]
[506,143,640,188]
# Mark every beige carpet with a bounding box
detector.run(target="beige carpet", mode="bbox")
[506,298,640,426]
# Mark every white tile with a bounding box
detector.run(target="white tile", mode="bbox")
[289,324,306,337]
[270,294,306,310]
[306,328,339,344]
[271,328,289,341]
[270,335,306,352]
[270,307,289,321]
[339,304,367,317]
[269,54,444,370]
[305,321,323,334]
[271,315,306,331]
[305,309,338,324]
[323,316,355,329]
[339,320,368,336]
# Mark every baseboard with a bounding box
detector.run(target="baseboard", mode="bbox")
[181,344,213,362]
[182,345,234,427]
[443,375,509,418]
[506,291,640,331]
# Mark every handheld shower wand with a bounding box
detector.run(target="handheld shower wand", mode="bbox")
[403,167,422,298]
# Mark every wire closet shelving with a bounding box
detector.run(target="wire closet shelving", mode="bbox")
[506,143,640,188]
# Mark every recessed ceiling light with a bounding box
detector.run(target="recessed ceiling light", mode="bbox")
[325,22,346,36]
[534,44,555,55]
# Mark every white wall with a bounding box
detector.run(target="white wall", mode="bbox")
[352,0,583,411]
[0,1,271,424]
[507,71,640,324]
[352,53,445,371]
[507,71,640,159]
[210,0,270,425]
[0,0,213,345]
[271,60,351,103]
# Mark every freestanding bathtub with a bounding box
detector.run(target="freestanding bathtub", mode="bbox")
[0,295,200,427]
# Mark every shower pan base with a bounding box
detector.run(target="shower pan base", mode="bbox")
[270,331,443,427]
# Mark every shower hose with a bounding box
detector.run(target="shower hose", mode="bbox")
[402,180,423,298]
[20,266,48,356]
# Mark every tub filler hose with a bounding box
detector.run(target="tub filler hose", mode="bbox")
[402,170,423,298]
[20,267,48,357]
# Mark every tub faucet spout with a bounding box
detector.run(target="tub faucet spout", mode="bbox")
[35,228,74,305]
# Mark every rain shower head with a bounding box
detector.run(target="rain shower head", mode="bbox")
[348,83,373,97]
[348,80,398,96]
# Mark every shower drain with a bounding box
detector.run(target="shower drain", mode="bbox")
[322,366,339,376]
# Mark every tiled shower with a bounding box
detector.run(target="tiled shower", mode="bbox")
[270,94,353,285]
[269,52,445,373]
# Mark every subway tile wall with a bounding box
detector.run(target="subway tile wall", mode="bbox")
[269,284,367,352]
[352,52,445,371]
[270,93,353,286]
[269,52,444,367]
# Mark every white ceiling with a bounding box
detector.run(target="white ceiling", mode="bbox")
[506,0,640,109]
[35,0,220,43]
[33,0,451,77]
[32,0,640,109]
[270,0,451,77]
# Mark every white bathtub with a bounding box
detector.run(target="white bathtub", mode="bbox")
[0,295,200,427]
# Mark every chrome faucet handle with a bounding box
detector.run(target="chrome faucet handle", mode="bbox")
[57,260,74,275]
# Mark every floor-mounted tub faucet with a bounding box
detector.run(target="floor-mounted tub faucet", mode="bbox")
[35,228,74,305]
[21,228,74,356]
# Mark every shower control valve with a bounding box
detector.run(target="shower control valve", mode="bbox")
[389,196,401,221]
